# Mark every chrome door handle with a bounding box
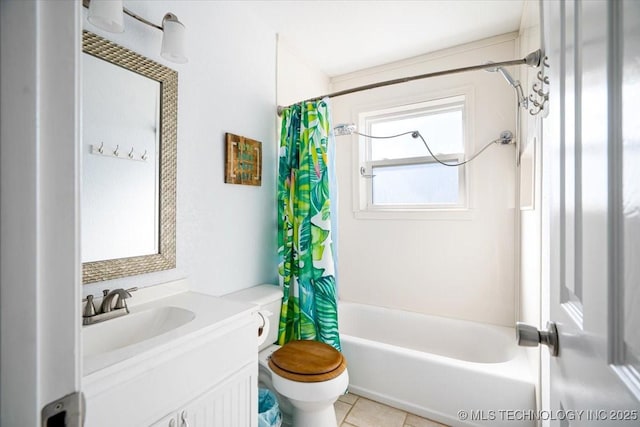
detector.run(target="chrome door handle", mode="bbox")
[516,321,559,356]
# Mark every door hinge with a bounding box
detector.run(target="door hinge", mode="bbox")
[41,391,84,427]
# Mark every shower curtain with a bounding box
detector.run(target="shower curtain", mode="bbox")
[277,98,341,351]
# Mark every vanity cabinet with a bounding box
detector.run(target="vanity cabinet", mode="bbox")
[82,292,259,427]
[151,363,257,427]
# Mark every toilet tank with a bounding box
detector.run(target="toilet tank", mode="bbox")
[224,284,283,351]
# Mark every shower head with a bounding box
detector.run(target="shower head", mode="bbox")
[483,61,499,73]
[485,61,527,108]
[484,61,518,88]
[497,68,518,88]
[334,123,357,136]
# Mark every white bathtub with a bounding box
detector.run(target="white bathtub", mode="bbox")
[338,302,535,427]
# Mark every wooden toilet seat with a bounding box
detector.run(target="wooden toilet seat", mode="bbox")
[268,340,347,383]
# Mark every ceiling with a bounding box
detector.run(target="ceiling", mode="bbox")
[245,0,525,76]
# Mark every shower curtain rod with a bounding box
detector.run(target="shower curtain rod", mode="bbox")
[276,49,542,116]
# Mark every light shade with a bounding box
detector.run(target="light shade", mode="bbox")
[161,14,188,64]
[88,0,124,33]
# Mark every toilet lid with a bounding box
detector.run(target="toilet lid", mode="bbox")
[268,340,347,383]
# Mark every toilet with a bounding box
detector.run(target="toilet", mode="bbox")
[225,284,349,427]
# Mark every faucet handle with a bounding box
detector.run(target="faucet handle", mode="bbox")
[83,295,97,317]
[113,288,134,310]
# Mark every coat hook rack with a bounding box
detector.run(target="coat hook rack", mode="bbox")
[90,143,148,162]
[529,55,549,116]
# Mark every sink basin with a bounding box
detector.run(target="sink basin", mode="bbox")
[83,306,195,359]
[82,287,256,377]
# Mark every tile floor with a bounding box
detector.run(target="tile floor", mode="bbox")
[334,393,450,427]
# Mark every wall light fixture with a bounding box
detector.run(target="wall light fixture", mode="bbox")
[83,0,187,64]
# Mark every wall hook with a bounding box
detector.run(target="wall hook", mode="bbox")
[98,142,104,154]
[528,56,550,116]
[128,147,135,159]
[537,70,549,85]
[113,145,120,157]
[141,150,148,160]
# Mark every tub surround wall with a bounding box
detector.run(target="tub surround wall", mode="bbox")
[331,34,518,327]
[82,1,277,297]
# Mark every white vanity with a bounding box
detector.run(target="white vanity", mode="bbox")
[82,281,259,426]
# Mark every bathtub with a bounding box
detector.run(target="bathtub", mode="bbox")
[338,302,535,427]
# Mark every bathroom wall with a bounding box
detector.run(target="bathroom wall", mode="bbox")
[330,34,518,327]
[82,1,278,297]
[276,35,330,107]
[517,0,543,412]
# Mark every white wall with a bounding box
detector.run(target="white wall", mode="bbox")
[82,1,278,297]
[277,35,330,107]
[517,0,543,413]
[331,34,519,327]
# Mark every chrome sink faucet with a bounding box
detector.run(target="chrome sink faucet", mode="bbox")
[83,287,137,326]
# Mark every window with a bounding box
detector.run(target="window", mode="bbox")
[356,95,469,217]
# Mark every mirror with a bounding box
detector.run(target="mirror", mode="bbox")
[82,30,177,284]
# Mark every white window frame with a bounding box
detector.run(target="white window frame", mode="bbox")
[352,88,475,220]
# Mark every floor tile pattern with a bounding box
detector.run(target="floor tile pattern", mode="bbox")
[335,393,450,427]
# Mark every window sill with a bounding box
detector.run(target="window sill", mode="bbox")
[353,208,475,221]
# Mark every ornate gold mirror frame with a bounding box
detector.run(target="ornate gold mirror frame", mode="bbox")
[82,30,177,284]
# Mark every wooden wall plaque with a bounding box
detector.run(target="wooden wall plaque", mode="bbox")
[224,133,262,186]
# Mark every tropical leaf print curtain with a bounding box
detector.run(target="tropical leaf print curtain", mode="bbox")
[277,98,341,351]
